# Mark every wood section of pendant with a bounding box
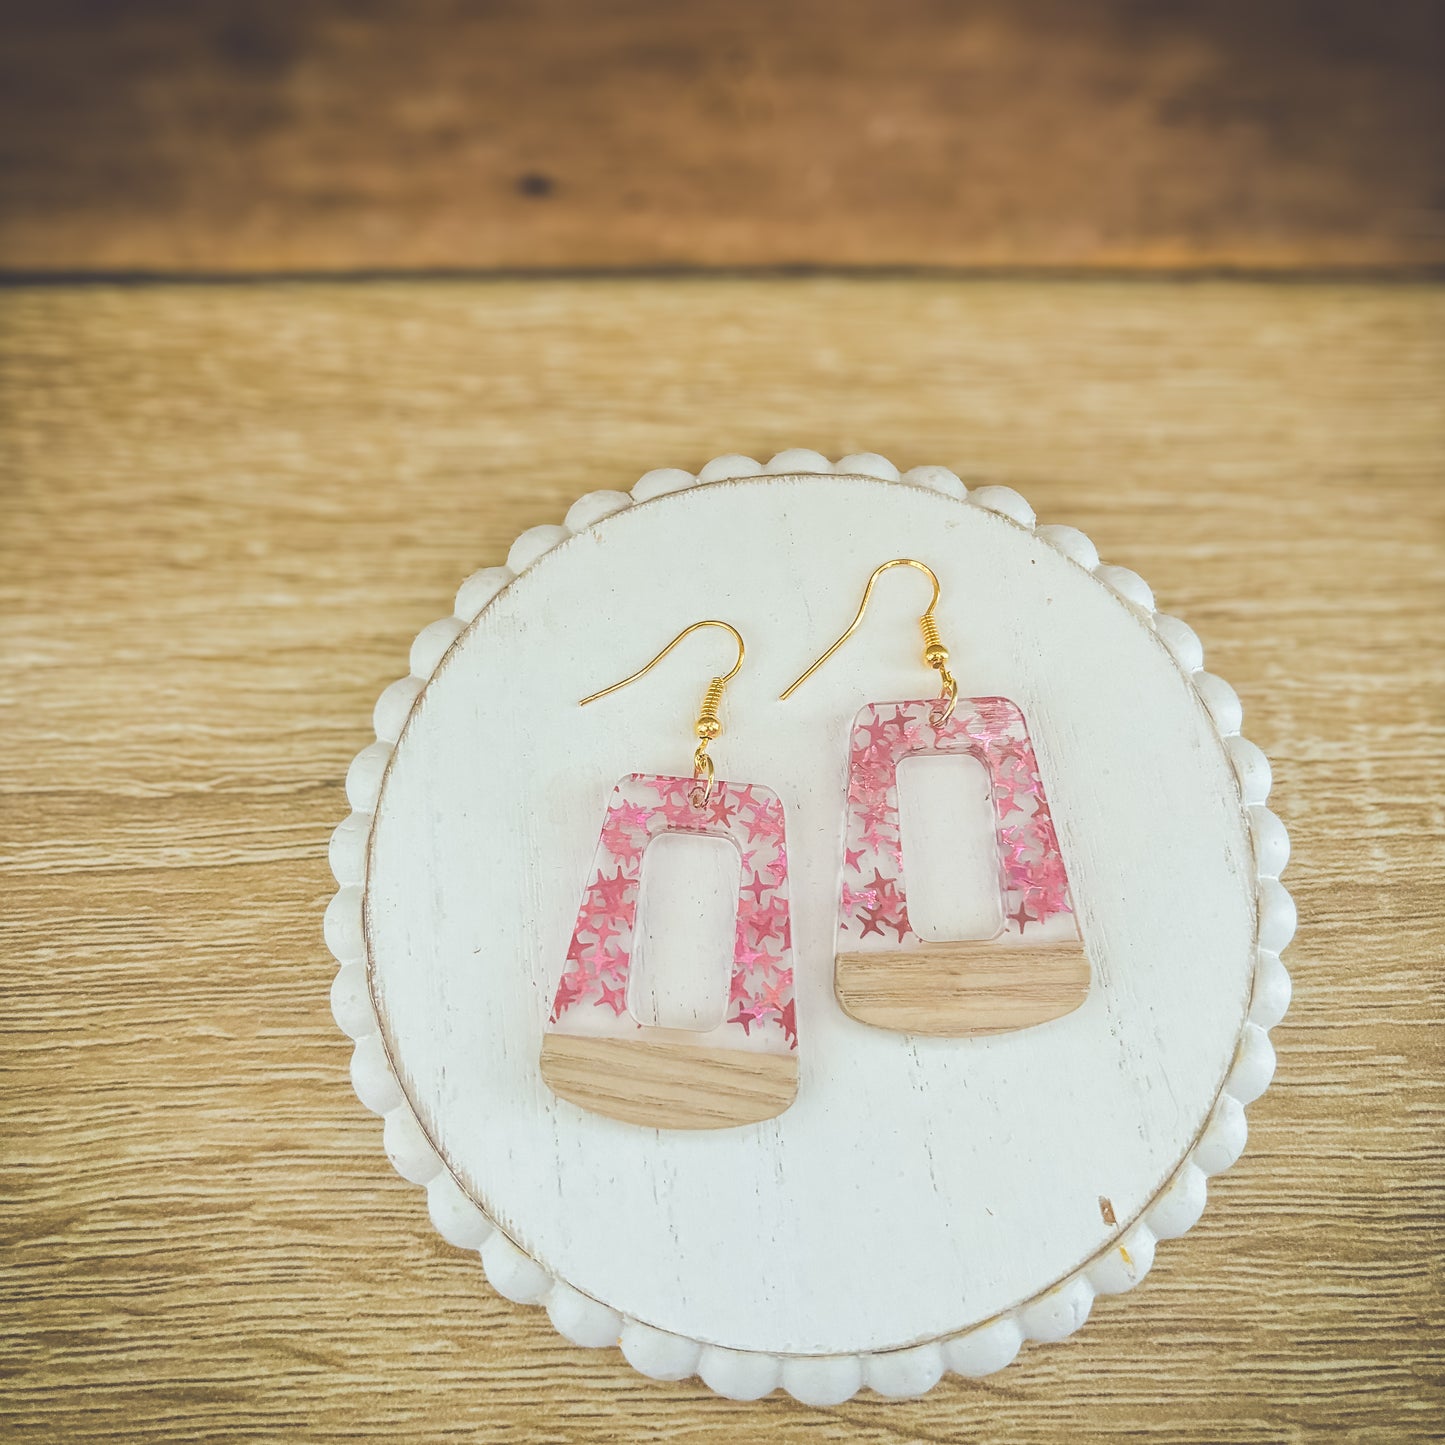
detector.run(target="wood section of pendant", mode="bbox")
[539,1031,798,1129]
[834,942,1091,1036]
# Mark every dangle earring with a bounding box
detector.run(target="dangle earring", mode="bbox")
[782,561,1090,1036]
[541,621,799,1128]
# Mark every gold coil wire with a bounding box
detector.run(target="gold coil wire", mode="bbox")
[695,676,726,740]
[920,612,950,671]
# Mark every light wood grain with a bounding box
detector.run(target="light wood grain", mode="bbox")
[835,943,1091,1035]
[1,278,1442,1439]
[539,1033,797,1130]
[1,0,1442,273]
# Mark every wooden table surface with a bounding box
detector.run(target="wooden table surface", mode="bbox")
[2,276,1441,1441]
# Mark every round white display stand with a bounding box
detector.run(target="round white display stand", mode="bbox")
[325,454,1293,1403]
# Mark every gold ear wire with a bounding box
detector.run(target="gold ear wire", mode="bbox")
[780,559,957,721]
[581,619,746,802]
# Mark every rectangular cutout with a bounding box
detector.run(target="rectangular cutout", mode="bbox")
[896,751,1004,942]
[630,832,740,1031]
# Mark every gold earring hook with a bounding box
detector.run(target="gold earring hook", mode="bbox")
[779,559,957,721]
[580,619,746,803]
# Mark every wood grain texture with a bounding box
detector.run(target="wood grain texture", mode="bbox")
[538,1033,797,1130]
[835,943,1091,1035]
[0,277,1441,1439]
[1,0,1443,274]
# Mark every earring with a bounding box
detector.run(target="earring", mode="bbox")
[540,621,798,1128]
[782,561,1090,1036]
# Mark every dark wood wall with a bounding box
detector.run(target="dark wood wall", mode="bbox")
[2,0,1441,274]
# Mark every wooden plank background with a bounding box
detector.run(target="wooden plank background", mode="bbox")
[2,278,1442,1440]
[3,0,1443,1435]
[1,0,1443,274]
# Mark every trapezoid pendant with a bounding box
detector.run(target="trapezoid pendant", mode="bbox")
[834,696,1090,1036]
[540,772,798,1129]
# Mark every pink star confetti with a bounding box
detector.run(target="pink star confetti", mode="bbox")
[597,978,629,1015]
[547,773,798,1054]
[834,697,1080,953]
[742,871,772,905]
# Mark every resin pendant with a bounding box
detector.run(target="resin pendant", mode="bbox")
[541,772,798,1128]
[834,696,1090,1035]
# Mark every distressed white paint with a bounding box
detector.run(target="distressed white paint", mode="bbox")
[629,832,740,1031]
[348,465,1282,1382]
[895,751,1004,941]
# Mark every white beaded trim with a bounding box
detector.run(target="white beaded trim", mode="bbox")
[325,453,1292,1402]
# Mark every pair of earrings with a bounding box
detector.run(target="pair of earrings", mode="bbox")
[539,560,1090,1130]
